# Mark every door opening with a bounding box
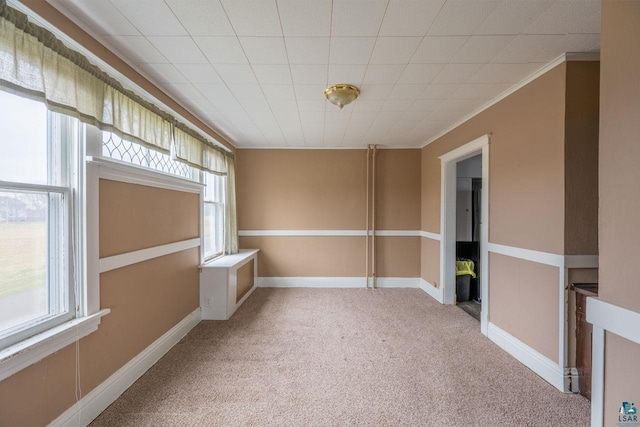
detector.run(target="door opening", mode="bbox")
[455,155,482,322]
[439,134,490,335]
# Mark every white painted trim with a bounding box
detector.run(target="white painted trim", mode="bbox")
[587,298,640,346]
[85,161,100,315]
[236,146,421,150]
[487,323,565,392]
[560,267,569,379]
[419,279,444,303]
[488,244,599,270]
[238,229,423,237]
[200,249,259,268]
[590,325,605,427]
[257,277,420,288]
[487,242,564,267]
[0,309,110,382]
[87,157,203,194]
[440,153,457,306]
[439,134,490,162]
[586,298,640,426]
[99,238,201,273]
[376,278,421,288]
[419,231,441,241]
[240,230,364,237]
[439,135,489,338]
[235,283,257,310]
[50,308,201,427]
[422,53,600,148]
[375,230,421,237]
[480,143,490,336]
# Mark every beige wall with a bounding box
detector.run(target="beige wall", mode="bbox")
[237,149,367,230]
[421,63,568,255]
[564,61,600,255]
[100,180,200,257]
[420,61,599,364]
[0,183,200,425]
[374,149,421,230]
[237,149,421,278]
[420,237,440,287]
[599,1,640,425]
[489,253,560,362]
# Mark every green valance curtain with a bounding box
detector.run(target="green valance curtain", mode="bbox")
[174,127,228,175]
[0,0,231,174]
[0,0,238,253]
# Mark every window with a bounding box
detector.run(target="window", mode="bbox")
[0,90,79,349]
[102,132,197,180]
[202,171,226,261]
[100,131,227,262]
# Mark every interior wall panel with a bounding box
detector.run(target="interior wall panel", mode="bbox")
[489,252,560,362]
[236,149,367,231]
[599,2,640,424]
[237,149,421,278]
[374,150,421,231]
[99,180,199,258]
[564,61,600,256]
[0,248,200,426]
[420,237,441,286]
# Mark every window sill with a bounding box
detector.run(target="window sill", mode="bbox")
[0,309,110,382]
[200,249,259,269]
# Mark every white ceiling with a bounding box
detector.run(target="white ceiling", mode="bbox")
[46,0,601,149]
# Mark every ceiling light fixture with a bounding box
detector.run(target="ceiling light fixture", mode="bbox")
[324,84,360,110]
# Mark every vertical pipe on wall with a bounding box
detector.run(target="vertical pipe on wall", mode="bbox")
[372,145,377,289]
[365,145,370,289]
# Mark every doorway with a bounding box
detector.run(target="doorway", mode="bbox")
[455,155,482,321]
[439,134,490,335]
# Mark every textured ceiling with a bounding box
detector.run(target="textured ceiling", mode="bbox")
[46,0,601,149]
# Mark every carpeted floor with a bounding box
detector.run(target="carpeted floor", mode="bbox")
[91,288,590,426]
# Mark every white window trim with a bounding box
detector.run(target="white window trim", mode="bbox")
[201,171,226,263]
[0,308,110,382]
[0,117,112,382]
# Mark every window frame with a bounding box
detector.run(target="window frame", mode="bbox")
[0,109,77,350]
[201,170,226,263]
[0,97,109,383]
[100,131,200,182]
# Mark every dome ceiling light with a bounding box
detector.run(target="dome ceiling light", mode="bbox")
[324,84,360,110]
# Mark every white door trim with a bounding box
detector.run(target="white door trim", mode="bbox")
[439,134,490,336]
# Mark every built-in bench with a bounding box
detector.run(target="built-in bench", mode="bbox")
[199,249,259,320]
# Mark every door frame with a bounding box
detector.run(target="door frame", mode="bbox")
[439,134,490,335]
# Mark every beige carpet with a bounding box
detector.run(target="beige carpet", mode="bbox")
[91,288,590,426]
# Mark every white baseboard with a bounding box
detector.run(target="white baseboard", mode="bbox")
[420,279,444,303]
[376,277,420,288]
[487,322,565,392]
[258,277,364,288]
[257,277,420,289]
[50,308,201,427]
